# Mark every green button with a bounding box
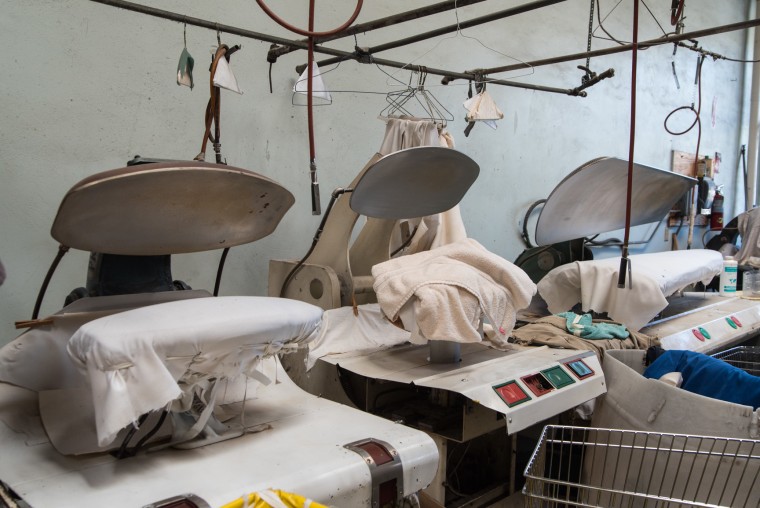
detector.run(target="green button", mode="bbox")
[541,366,575,389]
[726,317,737,329]
[698,327,711,340]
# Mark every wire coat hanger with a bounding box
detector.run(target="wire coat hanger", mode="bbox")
[379,69,454,126]
[386,0,534,87]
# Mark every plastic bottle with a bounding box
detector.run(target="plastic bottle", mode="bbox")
[720,256,738,296]
[710,187,724,230]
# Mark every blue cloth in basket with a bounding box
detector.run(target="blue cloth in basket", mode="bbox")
[644,350,760,409]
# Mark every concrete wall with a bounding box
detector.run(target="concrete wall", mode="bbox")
[0,0,751,345]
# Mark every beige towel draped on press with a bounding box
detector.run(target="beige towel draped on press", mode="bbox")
[372,238,536,348]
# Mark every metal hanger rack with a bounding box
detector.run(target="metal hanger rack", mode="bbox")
[90,0,760,97]
[88,0,589,97]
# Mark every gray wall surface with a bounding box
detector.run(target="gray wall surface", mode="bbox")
[0,0,752,345]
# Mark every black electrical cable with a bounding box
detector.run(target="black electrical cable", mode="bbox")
[213,247,230,296]
[279,188,351,298]
[521,199,546,248]
[115,413,149,459]
[390,225,419,257]
[31,245,70,320]
[130,410,169,456]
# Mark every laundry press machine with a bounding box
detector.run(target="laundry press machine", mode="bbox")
[269,148,609,506]
[0,159,440,508]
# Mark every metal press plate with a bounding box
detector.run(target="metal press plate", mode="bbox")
[534,157,696,246]
[349,146,479,219]
[51,161,294,255]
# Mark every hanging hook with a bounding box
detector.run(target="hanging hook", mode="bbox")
[183,21,188,48]
[216,24,221,46]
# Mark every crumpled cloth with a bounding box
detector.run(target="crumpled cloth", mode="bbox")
[67,296,323,446]
[644,350,760,409]
[736,207,760,267]
[538,250,723,331]
[511,314,657,358]
[558,312,629,339]
[307,304,410,370]
[372,238,536,348]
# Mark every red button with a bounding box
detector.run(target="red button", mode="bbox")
[731,316,743,327]
[692,328,706,341]
[494,382,530,406]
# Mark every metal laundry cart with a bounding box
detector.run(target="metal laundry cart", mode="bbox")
[711,346,760,376]
[523,425,760,507]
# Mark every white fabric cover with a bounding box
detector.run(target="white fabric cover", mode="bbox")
[67,296,323,446]
[372,238,536,347]
[0,291,211,392]
[307,303,411,370]
[537,250,723,331]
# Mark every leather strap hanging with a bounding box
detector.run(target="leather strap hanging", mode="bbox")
[195,44,240,164]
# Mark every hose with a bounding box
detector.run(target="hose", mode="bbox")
[664,53,705,250]
[254,0,363,38]
[618,0,639,289]
[670,0,685,27]
[255,0,364,214]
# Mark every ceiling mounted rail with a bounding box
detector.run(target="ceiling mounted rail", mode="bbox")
[449,17,760,78]
[268,0,492,62]
[293,0,567,74]
[88,0,591,96]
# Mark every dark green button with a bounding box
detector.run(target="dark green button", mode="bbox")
[541,366,575,389]
[698,327,711,339]
[726,317,737,329]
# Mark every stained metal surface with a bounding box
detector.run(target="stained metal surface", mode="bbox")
[535,157,696,246]
[51,161,294,255]
[349,146,479,219]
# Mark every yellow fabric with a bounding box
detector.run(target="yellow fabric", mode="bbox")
[221,489,328,508]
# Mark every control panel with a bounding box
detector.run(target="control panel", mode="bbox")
[494,358,596,410]
[484,352,604,434]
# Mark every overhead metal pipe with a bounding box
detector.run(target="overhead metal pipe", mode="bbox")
[88,0,587,96]
[457,17,760,77]
[295,0,568,74]
[90,0,344,57]
[268,0,492,61]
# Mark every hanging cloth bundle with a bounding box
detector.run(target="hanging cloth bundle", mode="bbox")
[463,85,503,136]
[463,77,502,137]
[194,43,241,164]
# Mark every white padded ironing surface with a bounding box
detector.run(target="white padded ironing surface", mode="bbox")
[67,296,323,446]
[537,250,723,331]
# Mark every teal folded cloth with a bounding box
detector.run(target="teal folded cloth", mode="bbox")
[557,312,629,340]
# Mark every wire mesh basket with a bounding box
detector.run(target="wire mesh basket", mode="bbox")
[710,346,760,376]
[523,425,760,507]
